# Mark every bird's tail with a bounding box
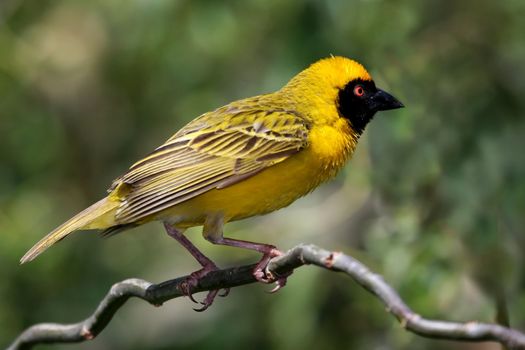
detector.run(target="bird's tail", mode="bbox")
[20,197,119,264]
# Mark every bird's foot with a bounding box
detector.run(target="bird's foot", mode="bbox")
[253,247,292,293]
[179,264,230,312]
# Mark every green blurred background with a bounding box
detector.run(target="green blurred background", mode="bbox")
[1,0,525,349]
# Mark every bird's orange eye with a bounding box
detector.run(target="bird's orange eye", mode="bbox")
[353,85,365,97]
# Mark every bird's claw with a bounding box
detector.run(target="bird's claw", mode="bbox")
[180,245,291,310]
[179,265,227,310]
[253,247,293,292]
[267,275,289,293]
[179,276,200,304]
[193,290,220,312]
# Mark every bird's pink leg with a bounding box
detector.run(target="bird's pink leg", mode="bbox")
[203,215,291,292]
[208,237,289,292]
[164,223,227,311]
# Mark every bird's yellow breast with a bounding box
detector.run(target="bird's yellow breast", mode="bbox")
[156,119,356,228]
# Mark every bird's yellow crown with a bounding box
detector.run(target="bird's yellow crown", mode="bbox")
[280,56,373,126]
[286,56,372,90]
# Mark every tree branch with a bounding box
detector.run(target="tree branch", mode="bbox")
[8,244,525,350]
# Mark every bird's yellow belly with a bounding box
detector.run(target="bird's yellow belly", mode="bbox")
[154,124,354,228]
[155,149,321,227]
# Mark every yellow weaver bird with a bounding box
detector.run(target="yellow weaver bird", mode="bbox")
[21,56,403,309]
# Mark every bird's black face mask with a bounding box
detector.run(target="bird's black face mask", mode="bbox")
[338,79,404,134]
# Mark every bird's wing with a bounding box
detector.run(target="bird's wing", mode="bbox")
[110,105,309,223]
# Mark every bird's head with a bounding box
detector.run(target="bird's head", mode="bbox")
[284,56,404,134]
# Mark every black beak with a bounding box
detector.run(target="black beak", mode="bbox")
[369,88,404,111]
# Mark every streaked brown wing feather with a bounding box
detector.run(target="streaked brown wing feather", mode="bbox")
[110,105,309,223]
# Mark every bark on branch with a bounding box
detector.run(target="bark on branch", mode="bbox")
[8,244,525,349]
